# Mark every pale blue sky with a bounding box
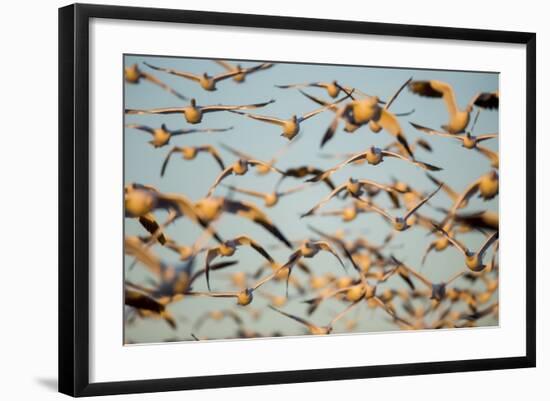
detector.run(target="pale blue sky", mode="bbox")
[124,54,498,343]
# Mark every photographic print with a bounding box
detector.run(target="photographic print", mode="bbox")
[123,55,499,344]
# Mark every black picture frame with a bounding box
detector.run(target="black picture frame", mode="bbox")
[58,3,536,397]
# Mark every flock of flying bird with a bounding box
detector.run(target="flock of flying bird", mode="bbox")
[123,58,499,342]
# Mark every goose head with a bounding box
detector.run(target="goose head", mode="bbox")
[346,178,363,196]
[366,146,383,165]
[219,242,237,256]
[233,159,249,175]
[462,132,477,149]
[393,217,408,231]
[237,288,253,306]
[300,241,318,257]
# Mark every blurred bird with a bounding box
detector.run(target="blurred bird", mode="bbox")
[447,171,499,217]
[410,121,498,168]
[320,82,413,155]
[124,63,187,100]
[222,183,310,207]
[205,159,284,197]
[360,184,443,231]
[125,282,177,329]
[275,80,355,98]
[214,60,274,82]
[126,98,274,124]
[161,145,225,176]
[307,146,441,184]
[432,224,499,271]
[126,123,233,148]
[194,197,292,248]
[219,139,297,175]
[301,178,398,218]
[229,92,352,140]
[391,257,467,302]
[268,301,361,335]
[144,61,245,91]
[277,165,338,193]
[368,77,413,133]
[204,235,274,290]
[408,80,498,134]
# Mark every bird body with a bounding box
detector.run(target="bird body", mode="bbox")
[408,80,499,134]
[126,98,274,124]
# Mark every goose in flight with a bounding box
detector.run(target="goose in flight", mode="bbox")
[160,145,225,176]
[408,80,499,134]
[314,201,371,222]
[205,159,284,197]
[221,183,310,207]
[186,258,299,306]
[124,63,187,100]
[230,92,352,140]
[432,224,499,271]
[319,137,432,170]
[125,123,233,148]
[307,146,441,184]
[268,301,361,335]
[384,138,433,158]
[453,210,498,232]
[446,171,499,219]
[143,61,244,91]
[277,165,338,193]
[204,235,274,290]
[125,98,274,124]
[276,240,346,295]
[214,60,273,82]
[124,183,224,243]
[360,184,443,231]
[320,86,413,155]
[275,80,357,98]
[125,282,177,329]
[421,220,458,265]
[410,122,498,168]
[391,257,467,301]
[368,77,414,133]
[219,138,297,175]
[300,178,398,218]
[194,197,292,248]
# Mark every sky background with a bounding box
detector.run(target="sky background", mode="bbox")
[124,54,499,344]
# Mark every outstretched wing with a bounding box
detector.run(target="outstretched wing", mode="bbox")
[471,91,499,110]
[235,236,274,263]
[125,124,155,135]
[376,109,414,158]
[300,184,347,217]
[160,147,181,177]
[403,184,442,221]
[204,248,221,291]
[221,199,292,248]
[206,166,235,197]
[143,61,201,82]
[201,99,275,113]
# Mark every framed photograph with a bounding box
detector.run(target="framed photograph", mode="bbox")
[58,3,536,397]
